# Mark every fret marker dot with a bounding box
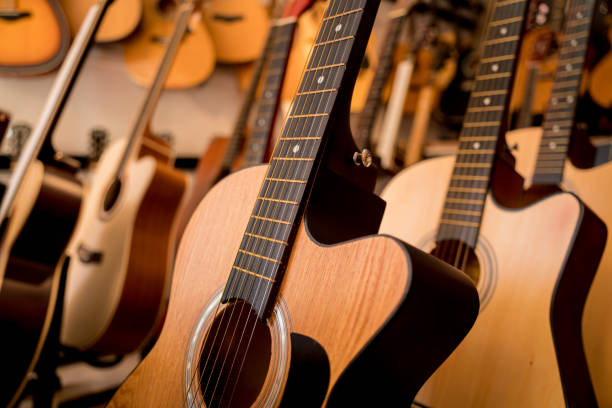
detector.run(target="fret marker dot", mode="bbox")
[491,64,499,72]
[567,96,574,103]
[551,97,558,105]
[317,75,324,84]
[264,91,272,98]
[335,23,342,32]
[549,142,557,149]
[292,144,300,153]
[565,64,572,71]
[257,119,266,126]
[571,39,578,46]
[553,125,560,132]
[473,142,481,149]
[576,11,583,18]
[483,97,491,106]
[499,26,508,35]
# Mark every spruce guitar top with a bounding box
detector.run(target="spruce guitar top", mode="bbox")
[380,0,606,405]
[0,2,114,405]
[0,0,70,76]
[108,0,479,406]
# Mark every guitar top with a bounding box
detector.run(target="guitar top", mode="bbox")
[60,0,143,43]
[0,0,70,76]
[123,0,216,89]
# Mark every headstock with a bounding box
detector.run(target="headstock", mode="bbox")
[282,0,316,19]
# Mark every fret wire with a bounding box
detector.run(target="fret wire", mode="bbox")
[233,266,276,282]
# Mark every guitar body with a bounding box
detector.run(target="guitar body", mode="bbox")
[0,161,81,407]
[507,127,612,406]
[0,0,70,75]
[380,155,604,407]
[202,0,269,63]
[59,0,143,43]
[123,0,215,89]
[588,27,612,108]
[62,138,187,354]
[176,136,228,239]
[109,165,479,406]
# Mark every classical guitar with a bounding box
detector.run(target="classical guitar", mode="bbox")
[202,0,269,63]
[506,0,612,403]
[61,1,193,356]
[0,2,114,406]
[60,0,142,42]
[108,0,478,406]
[0,0,70,76]
[176,0,315,238]
[123,0,215,89]
[380,0,606,405]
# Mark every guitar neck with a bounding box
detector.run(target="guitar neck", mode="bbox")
[0,0,113,222]
[436,0,530,248]
[355,8,407,149]
[532,0,596,186]
[241,18,298,168]
[115,1,196,178]
[220,25,277,171]
[221,0,380,318]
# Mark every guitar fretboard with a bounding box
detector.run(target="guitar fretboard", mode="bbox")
[436,0,530,247]
[222,0,376,317]
[355,8,407,149]
[532,0,596,186]
[242,19,297,167]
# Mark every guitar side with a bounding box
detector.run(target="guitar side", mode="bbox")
[508,127,612,407]
[109,165,478,406]
[380,155,604,407]
[62,139,187,354]
[0,161,81,407]
[0,0,70,76]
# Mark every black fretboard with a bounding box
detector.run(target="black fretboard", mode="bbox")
[242,20,297,168]
[436,0,530,247]
[222,0,378,318]
[532,0,596,186]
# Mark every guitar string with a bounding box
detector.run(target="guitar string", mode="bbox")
[187,1,351,404]
[183,23,290,408]
[220,3,354,405]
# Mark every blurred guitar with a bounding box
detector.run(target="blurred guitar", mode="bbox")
[123,0,215,89]
[203,0,269,63]
[0,0,70,76]
[60,0,143,43]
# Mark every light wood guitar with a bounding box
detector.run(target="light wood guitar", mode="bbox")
[0,0,70,76]
[0,2,114,405]
[380,0,606,405]
[61,1,192,355]
[123,0,215,89]
[202,0,269,63]
[60,0,143,43]
[506,0,612,404]
[176,0,315,239]
[108,1,479,405]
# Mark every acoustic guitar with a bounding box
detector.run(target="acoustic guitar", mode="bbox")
[506,0,612,403]
[176,0,315,239]
[108,0,478,405]
[0,2,114,406]
[60,0,142,43]
[123,0,215,89]
[61,1,192,356]
[202,0,269,63]
[0,0,70,76]
[379,0,606,405]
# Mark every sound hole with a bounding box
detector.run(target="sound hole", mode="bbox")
[432,240,481,284]
[103,178,122,213]
[198,301,271,407]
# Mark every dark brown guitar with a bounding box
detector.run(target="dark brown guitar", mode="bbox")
[0,2,114,406]
[108,0,478,406]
